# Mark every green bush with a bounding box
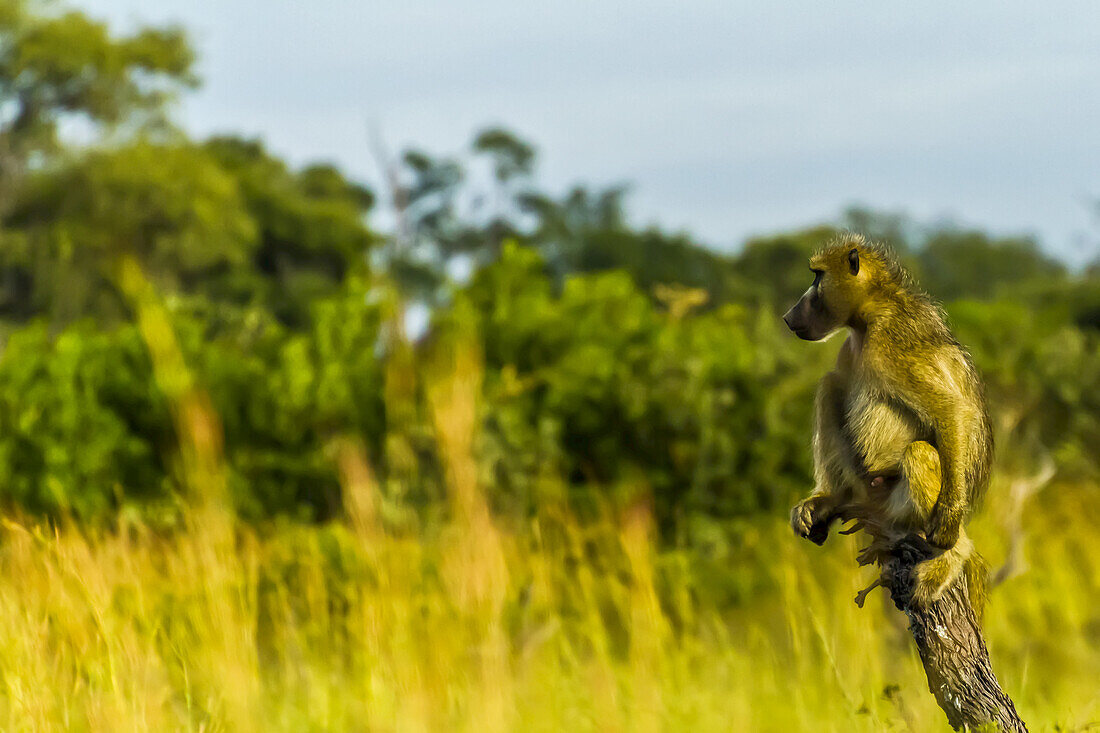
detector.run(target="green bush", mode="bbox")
[1,241,1098,533]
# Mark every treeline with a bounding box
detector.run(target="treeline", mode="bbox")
[1,1,1098,530]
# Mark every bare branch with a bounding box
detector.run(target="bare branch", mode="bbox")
[366,121,412,257]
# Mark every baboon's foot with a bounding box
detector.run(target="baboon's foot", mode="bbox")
[790,496,837,546]
[854,572,889,608]
[856,539,892,568]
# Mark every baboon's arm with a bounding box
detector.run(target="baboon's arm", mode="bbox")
[791,371,859,544]
[811,371,858,500]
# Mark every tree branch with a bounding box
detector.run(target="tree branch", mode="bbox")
[886,537,1028,732]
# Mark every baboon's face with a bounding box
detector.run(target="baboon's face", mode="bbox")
[782,248,862,341]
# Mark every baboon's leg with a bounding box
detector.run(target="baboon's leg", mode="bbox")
[887,440,940,524]
[895,441,973,607]
[792,372,862,544]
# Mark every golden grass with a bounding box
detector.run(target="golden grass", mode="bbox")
[0,270,1093,731]
[0,477,1095,731]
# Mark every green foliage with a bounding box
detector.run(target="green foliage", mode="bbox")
[917,229,1065,301]
[0,4,194,133]
[472,126,535,184]
[1,6,375,329]
[1,137,376,326]
[5,142,256,321]
[0,0,194,213]
[3,226,1100,531]
[0,321,170,517]
[952,299,1100,477]
[0,278,390,522]
[461,244,831,528]
[733,226,839,306]
[171,279,387,520]
[202,136,377,327]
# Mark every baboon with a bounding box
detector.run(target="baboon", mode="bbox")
[783,234,991,615]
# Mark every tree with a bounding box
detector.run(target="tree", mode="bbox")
[839,206,914,255]
[472,126,536,250]
[379,127,735,306]
[732,226,839,307]
[0,0,195,213]
[203,136,376,327]
[917,229,1065,301]
[2,137,376,327]
[3,141,255,322]
[377,128,540,301]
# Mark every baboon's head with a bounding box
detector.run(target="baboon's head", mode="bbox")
[783,236,877,341]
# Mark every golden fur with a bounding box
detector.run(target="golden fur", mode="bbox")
[783,234,992,615]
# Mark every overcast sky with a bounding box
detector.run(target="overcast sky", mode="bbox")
[79,0,1100,264]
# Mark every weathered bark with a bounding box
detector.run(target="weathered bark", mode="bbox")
[885,537,1027,732]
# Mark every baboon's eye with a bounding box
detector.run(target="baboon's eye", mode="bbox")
[810,269,824,287]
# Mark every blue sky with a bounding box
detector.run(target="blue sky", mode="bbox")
[79,1,1100,264]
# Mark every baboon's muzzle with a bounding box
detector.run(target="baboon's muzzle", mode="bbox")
[782,296,812,339]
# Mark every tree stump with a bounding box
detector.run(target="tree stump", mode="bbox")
[885,537,1027,732]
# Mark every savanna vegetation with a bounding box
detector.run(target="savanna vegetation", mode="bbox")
[0,1,1097,729]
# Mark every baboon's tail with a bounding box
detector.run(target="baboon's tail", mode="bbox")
[965,549,990,624]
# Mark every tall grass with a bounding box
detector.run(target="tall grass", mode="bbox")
[0,271,1095,731]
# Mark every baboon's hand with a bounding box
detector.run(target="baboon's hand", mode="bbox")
[790,496,833,546]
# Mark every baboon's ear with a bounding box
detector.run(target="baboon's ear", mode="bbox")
[848,248,860,275]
